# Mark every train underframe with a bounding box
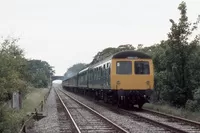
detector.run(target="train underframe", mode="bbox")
[62,86,152,109]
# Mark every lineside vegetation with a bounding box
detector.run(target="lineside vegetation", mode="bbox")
[0,37,54,133]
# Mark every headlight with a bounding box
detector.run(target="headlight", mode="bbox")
[116,81,120,85]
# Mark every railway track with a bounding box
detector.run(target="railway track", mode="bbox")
[120,108,200,133]
[60,88,200,133]
[55,89,76,133]
[55,88,129,133]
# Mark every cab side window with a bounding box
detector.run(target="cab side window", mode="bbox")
[135,61,150,74]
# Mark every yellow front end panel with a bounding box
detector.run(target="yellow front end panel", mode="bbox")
[111,59,154,90]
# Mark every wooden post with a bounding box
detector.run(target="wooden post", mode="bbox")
[44,96,45,103]
[35,108,38,121]
[19,91,22,109]
[41,101,43,112]
[23,125,26,133]
[21,119,26,133]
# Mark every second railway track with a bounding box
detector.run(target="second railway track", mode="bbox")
[139,108,200,133]
[117,107,200,133]
[142,108,200,128]
[55,88,129,133]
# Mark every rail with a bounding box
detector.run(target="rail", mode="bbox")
[55,88,81,133]
[57,88,129,133]
[120,108,200,133]
[143,108,200,127]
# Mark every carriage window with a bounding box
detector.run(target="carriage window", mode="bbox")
[92,70,94,80]
[90,70,92,80]
[95,68,97,79]
[116,61,132,74]
[99,67,101,77]
[135,61,150,74]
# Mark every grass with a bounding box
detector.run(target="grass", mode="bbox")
[0,88,49,133]
[22,88,49,114]
[144,102,200,122]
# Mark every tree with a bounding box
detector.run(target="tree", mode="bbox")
[162,1,200,106]
[0,37,27,102]
[139,1,200,107]
[90,44,136,64]
[64,63,87,79]
[117,44,135,51]
[25,60,55,88]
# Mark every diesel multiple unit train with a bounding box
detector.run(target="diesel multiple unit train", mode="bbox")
[62,50,154,108]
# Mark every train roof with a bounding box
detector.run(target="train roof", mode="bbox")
[62,50,151,82]
[112,50,151,59]
[78,67,89,74]
[93,59,111,68]
[88,50,151,69]
[89,55,112,69]
[62,73,77,81]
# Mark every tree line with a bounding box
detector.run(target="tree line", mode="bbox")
[0,37,55,104]
[64,1,200,111]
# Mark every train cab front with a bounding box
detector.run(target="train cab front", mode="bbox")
[111,50,154,109]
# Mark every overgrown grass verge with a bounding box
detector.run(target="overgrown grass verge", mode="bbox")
[144,102,200,122]
[0,88,49,133]
[22,88,49,113]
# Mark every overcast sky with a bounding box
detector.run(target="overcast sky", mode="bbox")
[0,0,199,76]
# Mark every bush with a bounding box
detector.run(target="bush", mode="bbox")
[185,99,198,112]
[0,107,24,133]
[194,89,200,104]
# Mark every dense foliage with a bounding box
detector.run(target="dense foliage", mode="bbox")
[0,38,27,103]
[0,37,54,133]
[91,44,135,65]
[64,2,200,111]
[139,2,200,110]
[0,38,54,102]
[26,60,55,88]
